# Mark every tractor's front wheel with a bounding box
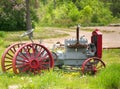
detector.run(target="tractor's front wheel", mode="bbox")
[82,57,105,75]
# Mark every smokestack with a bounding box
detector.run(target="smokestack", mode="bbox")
[76,25,80,44]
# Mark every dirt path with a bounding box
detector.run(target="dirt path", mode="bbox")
[41,26,120,49]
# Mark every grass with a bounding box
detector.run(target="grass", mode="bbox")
[93,64,120,89]
[3,27,69,42]
[0,28,120,89]
[0,31,5,38]
[0,49,119,89]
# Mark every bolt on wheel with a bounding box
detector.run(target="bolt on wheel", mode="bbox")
[12,43,54,74]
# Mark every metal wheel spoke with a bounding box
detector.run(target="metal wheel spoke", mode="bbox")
[37,49,45,58]
[23,47,31,57]
[29,45,36,59]
[18,44,20,48]
[12,46,17,52]
[6,66,12,70]
[5,61,12,63]
[41,65,49,70]
[5,56,12,60]
[26,46,31,52]
[34,45,37,51]
[32,45,36,55]
[21,66,30,73]
[41,62,49,65]
[16,59,28,63]
[39,53,49,61]
[5,64,12,67]
[7,53,13,58]
[37,46,42,52]
[16,63,29,68]
[96,64,104,69]
[10,48,15,54]
[18,53,29,61]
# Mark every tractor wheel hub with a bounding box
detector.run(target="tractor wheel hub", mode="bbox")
[29,59,39,69]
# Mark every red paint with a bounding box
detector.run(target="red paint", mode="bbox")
[91,29,102,58]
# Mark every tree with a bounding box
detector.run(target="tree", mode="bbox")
[0,0,26,30]
[0,0,38,31]
[101,0,120,18]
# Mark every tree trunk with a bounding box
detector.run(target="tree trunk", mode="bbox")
[35,0,39,8]
[26,0,33,37]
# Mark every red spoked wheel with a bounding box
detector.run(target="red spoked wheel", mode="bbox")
[82,57,105,75]
[1,43,24,72]
[12,43,54,74]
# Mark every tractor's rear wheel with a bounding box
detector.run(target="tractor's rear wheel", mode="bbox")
[82,57,105,75]
[12,43,54,74]
[1,43,24,72]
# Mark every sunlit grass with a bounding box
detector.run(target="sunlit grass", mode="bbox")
[90,63,120,89]
[4,27,69,42]
[0,49,119,89]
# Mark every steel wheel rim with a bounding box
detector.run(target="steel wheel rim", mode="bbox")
[12,43,54,74]
[82,57,105,75]
[1,43,24,72]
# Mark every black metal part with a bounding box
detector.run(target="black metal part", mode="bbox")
[76,25,80,44]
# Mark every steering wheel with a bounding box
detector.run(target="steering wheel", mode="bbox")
[21,29,34,37]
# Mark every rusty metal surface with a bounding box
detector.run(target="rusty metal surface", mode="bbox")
[67,43,87,48]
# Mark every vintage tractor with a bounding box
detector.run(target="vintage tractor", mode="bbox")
[1,25,105,75]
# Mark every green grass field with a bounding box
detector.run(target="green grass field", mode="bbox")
[0,29,120,89]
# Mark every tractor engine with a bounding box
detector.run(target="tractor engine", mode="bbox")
[53,25,102,68]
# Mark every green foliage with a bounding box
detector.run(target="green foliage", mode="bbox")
[0,0,38,31]
[37,0,113,27]
[101,0,120,18]
[91,64,120,89]
[0,0,26,31]
[67,2,80,22]
[79,5,93,25]
[0,0,119,30]
[78,0,113,26]
[38,1,80,27]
